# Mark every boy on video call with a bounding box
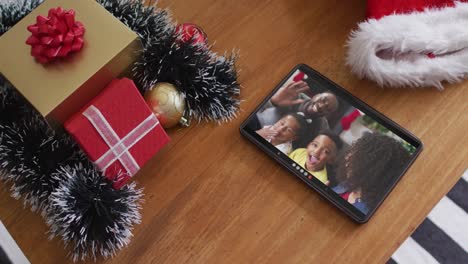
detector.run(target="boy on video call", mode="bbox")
[289,130,342,185]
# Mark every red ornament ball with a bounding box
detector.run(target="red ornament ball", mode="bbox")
[25,7,85,64]
[175,23,207,46]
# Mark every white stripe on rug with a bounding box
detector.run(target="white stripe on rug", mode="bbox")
[427,196,468,252]
[392,237,439,264]
[462,170,468,183]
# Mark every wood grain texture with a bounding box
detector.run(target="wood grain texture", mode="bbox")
[1,0,467,263]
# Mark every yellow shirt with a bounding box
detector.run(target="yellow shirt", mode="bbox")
[288,148,328,184]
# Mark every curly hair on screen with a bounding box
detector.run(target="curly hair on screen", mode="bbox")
[337,132,411,210]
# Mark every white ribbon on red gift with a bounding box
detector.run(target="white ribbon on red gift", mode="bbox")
[83,105,159,177]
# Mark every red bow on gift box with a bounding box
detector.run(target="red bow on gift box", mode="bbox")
[25,7,85,64]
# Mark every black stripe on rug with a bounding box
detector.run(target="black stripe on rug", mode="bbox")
[411,218,468,264]
[386,257,397,264]
[446,179,468,213]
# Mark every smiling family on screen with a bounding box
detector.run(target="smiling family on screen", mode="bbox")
[246,70,416,215]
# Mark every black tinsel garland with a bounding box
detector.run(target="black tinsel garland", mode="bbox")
[96,0,174,41]
[0,76,35,125]
[0,0,240,261]
[47,164,143,261]
[134,35,240,121]
[97,0,240,122]
[0,117,80,213]
[0,0,43,35]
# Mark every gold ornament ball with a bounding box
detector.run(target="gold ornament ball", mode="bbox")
[144,83,186,128]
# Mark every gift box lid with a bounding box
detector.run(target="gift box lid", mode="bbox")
[0,0,141,124]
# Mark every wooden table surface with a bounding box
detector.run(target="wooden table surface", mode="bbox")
[1,0,467,263]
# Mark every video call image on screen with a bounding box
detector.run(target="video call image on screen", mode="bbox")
[247,70,417,215]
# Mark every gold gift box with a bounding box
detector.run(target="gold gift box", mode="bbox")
[0,0,142,124]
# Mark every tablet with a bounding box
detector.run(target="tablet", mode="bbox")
[240,64,422,223]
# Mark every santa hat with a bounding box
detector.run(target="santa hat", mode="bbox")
[340,109,361,131]
[346,0,468,89]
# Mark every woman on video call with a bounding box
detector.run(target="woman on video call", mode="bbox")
[332,133,411,214]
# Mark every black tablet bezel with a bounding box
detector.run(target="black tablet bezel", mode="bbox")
[239,64,423,223]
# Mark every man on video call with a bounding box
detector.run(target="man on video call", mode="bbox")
[252,80,339,147]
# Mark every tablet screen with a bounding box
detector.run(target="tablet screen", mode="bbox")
[242,67,421,219]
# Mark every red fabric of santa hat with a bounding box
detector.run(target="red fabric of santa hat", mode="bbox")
[346,0,468,89]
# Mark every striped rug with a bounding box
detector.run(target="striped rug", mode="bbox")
[389,170,468,264]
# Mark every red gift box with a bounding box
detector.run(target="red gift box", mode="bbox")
[65,78,170,189]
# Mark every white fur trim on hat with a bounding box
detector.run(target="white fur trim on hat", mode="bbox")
[346,1,468,89]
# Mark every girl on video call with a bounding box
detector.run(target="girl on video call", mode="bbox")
[255,112,308,155]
